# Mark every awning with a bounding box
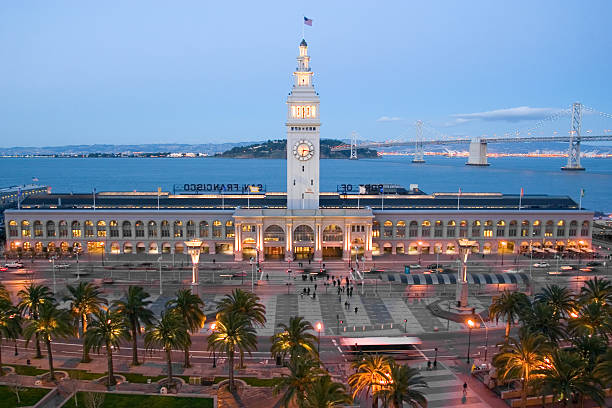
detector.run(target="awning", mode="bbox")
[384,272,529,285]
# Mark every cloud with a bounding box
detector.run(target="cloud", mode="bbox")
[441,118,472,127]
[451,106,564,122]
[376,116,402,122]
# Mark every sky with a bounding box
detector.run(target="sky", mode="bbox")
[1,1,611,147]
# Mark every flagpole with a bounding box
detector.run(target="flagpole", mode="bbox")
[519,188,523,211]
[579,189,583,210]
[93,188,96,211]
[457,188,460,211]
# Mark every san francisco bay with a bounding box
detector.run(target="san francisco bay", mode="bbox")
[1,156,610,212]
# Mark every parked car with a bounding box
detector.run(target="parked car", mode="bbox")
[55,263,71,269]
[533,262,550,268]
[5,262,24,269]
[0,267,7,272]
[586,261,602,267]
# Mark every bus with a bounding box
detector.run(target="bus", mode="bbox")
[339,336,422,359]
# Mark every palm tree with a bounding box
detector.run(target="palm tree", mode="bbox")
[84,308,130,388]
[64,282,107,362]
[144,310,190,386]
[489,290,530,340]
[22,302,72,381]
[0,299,21,375]
[348,354,392,408]
[271,316,318,362]
[0,283,10,303]
[166,289,205,368]
[303,374,352,408]
[375,362,428,408]
[572,335,607,372]
[594,349,612,388]
[207,311,257,392]
[519,302,566,344]
[568,302,612,339]
[113,286,154,365]
[534,284,575,319]
[534,350,605,407]
[493,330,549,408]
[274,355,325,408]
[17,284,53,358]
[579,277,612,305]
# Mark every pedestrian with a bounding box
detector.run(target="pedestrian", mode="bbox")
[337,287,341,296]
[308,259,311,265]
[312,292,316,299]
[338,296,342,303]
[213,258,216,264]
[266,273,269,280]
[314,284,317,291]
[307,287,310,295]
[354,307,358,314]
[333,280,336,287]
[344,301,348,310]
[427,360,431,370]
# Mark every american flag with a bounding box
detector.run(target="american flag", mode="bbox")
[304,17,313,26]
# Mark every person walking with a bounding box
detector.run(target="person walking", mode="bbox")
[354,307,358,314]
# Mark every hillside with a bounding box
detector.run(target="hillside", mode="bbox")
[216,139,379,159]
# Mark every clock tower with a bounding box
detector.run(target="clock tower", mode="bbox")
[286,39,320,210]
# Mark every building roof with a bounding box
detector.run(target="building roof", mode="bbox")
[12,191,581,212]
[300,39,307,47]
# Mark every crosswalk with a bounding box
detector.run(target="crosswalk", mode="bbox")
[417,363,490,408]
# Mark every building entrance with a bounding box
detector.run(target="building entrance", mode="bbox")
[294,246,313,259]
[322,247,343,258]
[264,246,284,260]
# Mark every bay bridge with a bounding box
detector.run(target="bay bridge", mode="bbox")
[331,103,612,171]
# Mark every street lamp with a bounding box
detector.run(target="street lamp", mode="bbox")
[473,314,489,362]
[417,241,423,265]
[500,241,507,266]
[403,319,407,333]
[466,319,475,364]
[209,322,217,368]
[316,322,323,353]
[49,257,56,294]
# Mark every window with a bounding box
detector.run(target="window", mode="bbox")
[322,225,343,242]
[199,221,209,238]
[97,221,106,237]
[34,221,43,237]
[84,220,94,238]
[556,220,565,236]
[174,221,183,238]
[46,221,56,237]
[545,221,554,237]
[8,220,18,237]
[225,220,234,239]
[569,221,578,237]
[59,220,68,237]
[242,224,256,232]
[447,220,456,237]
[135,221,144,237]
[581,221,589,236]
[496,220,506,237]
[471,220,481,237]
[484,220,493,238]
[72,221,82,238]
[109,220,119,237]
[122,221,132,238]
[409,221,418,237]
[294,225,314,242]
[521,220,530,237]
[212,220,222,238]
[459,220,468,237]
[264,225,284,242]
[421,220,431,237]
[396,221,406,238]
[161,220,170,237]
[186,220,196,238]
[372,221,380,238]
[383,220,393,238]
[533,220,541,236]
[434,220,443,237]
[508,220,517,237]
[148,221,157,237]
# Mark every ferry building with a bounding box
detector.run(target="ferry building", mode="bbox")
[4,40,594,262]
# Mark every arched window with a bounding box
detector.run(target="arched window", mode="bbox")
[294,225,314,242]
[46,221,56,237]
[161,220,170,237]
[122,221,132,238]
[459,220,468,237]
[545,221,554,237]
[8,220,18,237]
[212,220,222,238]
[421,220,431,237]
[508,220,517,237]
[264,225,285,242]
[97,221,106,237]
[135,221,144,237]
[556,220,565,236]
[109,220,119,237]
[199,221,209,238]
[409,221,418,237]
[148,221,157,237]
[21,220,31,237]
[471,220,481,237]
[581,221,590,236]
[225,220,234,239]
[496,220,506,237]
[59,220,68,237]
[173,221,183,238]
[186,220,196,238]
[521,220,529,237]
[569,220,578,237]
[372,221,380,238]
[446,220,456,237]
[71,221,81,238]
[484,220,493,237]
[383,220,393,238]
[434,220,443,237]
[396,220,406,238]
[532,220,541,236]
[34,221,43,237]
[84,220,94,238]
[322,225,343,242]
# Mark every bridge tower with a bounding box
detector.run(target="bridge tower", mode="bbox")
[412,120,425,163]
[561,102,585,171]
[350,131,358,160]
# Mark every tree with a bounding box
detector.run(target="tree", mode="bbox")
[144,310,190,386]
[113,286,154,365]
[579,277,612,306]
[0,283,10,303]
[572,335,607,372]
[534,284,576,319]
[0,298,21,375]
[303,374,352,408]
[274,355,325,408]
[534,350,605,407]
[568,302,612,339]
[519,302,566,344]
[348,354,392,408]
[23,302,73,381]
[375,362,428,408]
[166,289,205,368]
[593,349,612,389]
[493,330,549,408]
[207,311,257,392]
[17,284,53,358]
[271,316,318,362]
[64,282,107,363]
[489,291,530,340]
[84,308,130,388]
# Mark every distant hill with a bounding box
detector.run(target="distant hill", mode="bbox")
[216,139,379,159]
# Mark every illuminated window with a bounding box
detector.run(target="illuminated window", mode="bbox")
[322,225,343,242]
[484,220,493,238]
[396,220,406,238]
[556,220,565,236]
[421,220,431,237]
[174,221,183,238]
[8,220,18,237]
[199,221,209,238]
[84,220,94,238]
[34,221,43,237]
[46,221,56,237]
[545,221,554,237]
[533,220,541,236]
[471,220,481,237]
[264,225,284,242]
[109,220,119,237]
[71,221,81,238]
[372,221,380,238]
[508,220,517,237]
[459,220,468,237]
[135,221,144,237]
[294,225,314,242]
[186,220,196,238]
[496,220,506,237]
[212,220,222,238]
[434,221,443,237]
[225,220,234,239]
[148,221,157,238]
[291,105,316,119]
[383,220,393,238]
[447,220,456,237]
[97,221,106,237]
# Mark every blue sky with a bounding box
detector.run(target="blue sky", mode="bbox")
[1,1,611,147]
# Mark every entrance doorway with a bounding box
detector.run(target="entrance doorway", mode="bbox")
[264,246,284,260]
[322,246,343,258]
[294,246,313,260]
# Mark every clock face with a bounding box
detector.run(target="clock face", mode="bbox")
[293,140,314,161]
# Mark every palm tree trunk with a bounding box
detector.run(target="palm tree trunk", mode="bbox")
[35,332,42,358]
[240,350,245,369]
[81,315,90,363]
[0,338,3,376]
[166,348,173,384]
[46,338,55,381]
[131,319,139,365]
[505,319,511,340]
[107,341,116,387]
[371,394,378,408]
[520,379,527,408]
[229,349,235,393]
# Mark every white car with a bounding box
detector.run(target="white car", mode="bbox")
[55,263,71,269]
[5,262,24,269]
[503,269,522,273]
[533,262,550,268]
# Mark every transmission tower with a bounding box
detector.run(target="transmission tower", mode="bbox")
[561,102,584,171]
[412,120,425,163]
[350,131,358,160]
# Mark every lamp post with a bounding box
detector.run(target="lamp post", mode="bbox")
[185,239,203,291]
[434,347,438,368]
[209,322,217,368]
[500,241,507,266]
[49,257,56,294]
[158,256,163,295]
[316,322,323,353]
[417,241,423,265]
[466,319,475,364]
[404,319,407,333]
[75,249,80,280]
[472,314,489,362]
